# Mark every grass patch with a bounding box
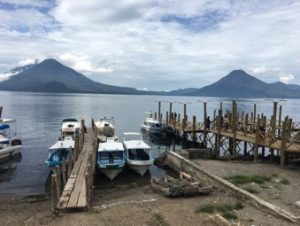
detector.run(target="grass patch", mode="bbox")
[222,212,238,220]
[147,213,170,226]
[280,179,290,185]
[195,202,244,220]
[225,175,271,186]
[195,204,215,213]
[244,186,259,194]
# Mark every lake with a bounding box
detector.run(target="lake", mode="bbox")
[1,91,300,195]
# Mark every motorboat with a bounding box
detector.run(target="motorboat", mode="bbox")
[61,118,81,140]
[141,112,170,134]
[94,117,115,143]
[0,119,22,162]
[45,137,74,167]
[96,137,125,180]
[122,132,154,176]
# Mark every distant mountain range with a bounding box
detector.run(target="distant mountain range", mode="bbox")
[168,70,300,98]
[0,59,299,98]
[0,59,152,95]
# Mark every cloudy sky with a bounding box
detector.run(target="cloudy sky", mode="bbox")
[0,0,299,91]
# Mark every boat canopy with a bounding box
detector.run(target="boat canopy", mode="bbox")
[49,140,74,150]
[62,118,78,123]
[98,140,124,152]
[0,124,9,130]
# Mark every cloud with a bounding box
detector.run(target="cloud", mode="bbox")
[250,66,268,75]
[0,71,17,82]
[279,73,294,83]
[0,0,299,90]
[59,53,113,74]
[17,58,38,67]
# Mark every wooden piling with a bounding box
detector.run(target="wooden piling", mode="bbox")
[192,116,196,147]
[158,101,161,123]
[254,116,260,163]
[253,104,257,123]
[169,102,172,123]
[203,102,207,147]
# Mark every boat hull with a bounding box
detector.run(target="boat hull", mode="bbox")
[0,145,22,161]
[97,163,125,180]
[126,159,154,176]
[141,124,170,134]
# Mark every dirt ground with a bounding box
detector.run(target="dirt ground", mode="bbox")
[193,159,300,216]
[0,163,297,226]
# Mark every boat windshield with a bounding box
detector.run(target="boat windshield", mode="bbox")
[128,148,150,160]
[99,151,123,163]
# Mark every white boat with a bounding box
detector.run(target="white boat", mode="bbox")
[122,132,154,176]
[0,119,22,162]
[61,118,81,140]
[45,138,74,167]
[141,112,170,134]
[96,137,125,180]
[94,117,115,142]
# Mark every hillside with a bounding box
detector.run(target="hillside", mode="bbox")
[0,59,151,95]
[169,70,300,98]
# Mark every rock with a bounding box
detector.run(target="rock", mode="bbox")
[295,201,300,208]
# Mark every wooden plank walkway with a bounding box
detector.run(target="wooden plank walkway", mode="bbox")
[57,128,96,210]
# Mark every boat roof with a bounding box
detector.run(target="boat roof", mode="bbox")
[144,118,160,124]
[0,137,9,142]
[94,120,115,129]
[123,140,150,149]
[0,118,16,124]
[62,118,78,123]
[61,121,81,130]
[49,140,74,150]
[98,139,124,152]
[0,124,9,130]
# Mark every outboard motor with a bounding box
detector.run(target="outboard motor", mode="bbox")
[11,139,22,146]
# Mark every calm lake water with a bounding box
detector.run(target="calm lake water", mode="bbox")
[1,91,300,195]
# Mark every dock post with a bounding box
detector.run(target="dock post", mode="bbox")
[158,101,161,123]
[231,100,237,155]
[203,102,207,148]
[169,102,172,123]
[280,117,288,168]
[244,141,247,156]
[0,106,2,118]
[166,111,169,126]
[271,102,277,137]
[278,105,282,128]
[253,104,257,123]
[254,116,261,163]
[192,116,196,147]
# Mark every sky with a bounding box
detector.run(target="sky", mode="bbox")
[0,0,299,91]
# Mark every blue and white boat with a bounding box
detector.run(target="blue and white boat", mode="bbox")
[97,137,125,180]
[45,137,74,167]
[122,132,154,176]
[0,119,22,161]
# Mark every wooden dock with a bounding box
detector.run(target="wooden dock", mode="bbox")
[51,125,97,211]
[155,100,300,167]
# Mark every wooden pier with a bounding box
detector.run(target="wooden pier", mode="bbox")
[156,100,300,168]
[51,121,97,211]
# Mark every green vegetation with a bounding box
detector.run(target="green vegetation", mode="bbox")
[147,213,170,226]
[280,179,290,185]
[195,202,244,221]
[222,212,238,220]
[244,186,259,194]
[225,175,271,186]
